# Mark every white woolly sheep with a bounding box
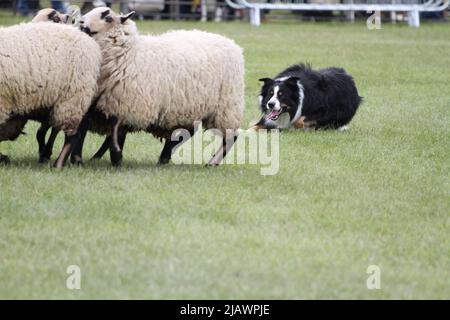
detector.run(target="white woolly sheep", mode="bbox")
[0,22,101,168]
[31,8,87,163]
[76,7,245,165]
[31,9,68,163]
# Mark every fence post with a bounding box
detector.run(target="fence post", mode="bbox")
[250,7,261,26]
[408,9,420,27]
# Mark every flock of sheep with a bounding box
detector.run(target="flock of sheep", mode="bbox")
[0,7,245,168]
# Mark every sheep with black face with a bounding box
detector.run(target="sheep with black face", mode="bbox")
[75,8,245,166]
[0,22,101,168]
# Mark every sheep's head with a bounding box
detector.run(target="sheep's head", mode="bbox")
[32,8,69,24]
[80,7,135,38]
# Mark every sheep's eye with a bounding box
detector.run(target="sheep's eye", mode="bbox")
[105,16,113,23]
[278,91,283,96]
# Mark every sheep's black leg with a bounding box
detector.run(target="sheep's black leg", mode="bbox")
[210,136,237,166]
[157,128,195,165]
[0,153,10,165]
[93,133,126,161]
[207,134,238,166]
[91,136,111,160]
[70,118,89,165]
[158,140,179,165]
[53,132,79,169]
[40,128,59,163]
[109,118,123,167]
[118,133,126,152]
[37,122,50,162]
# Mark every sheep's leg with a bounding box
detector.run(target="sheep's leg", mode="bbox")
[36,122,50,162]
[38,127,59,163]
[0,153,10,165]
[53,133,79,169]
[109,118,123,167]
[108,133,126,164]
[93,133,126,161]
[91,136,111,160]
[42,128,60,161]
[158,139,179,165]
[158,128,195,165]
[207,134,238,166]
[70,118,89,165]
[118,133,126,152]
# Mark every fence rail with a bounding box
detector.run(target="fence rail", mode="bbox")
[225,0,449,26]
[1,0,448,26]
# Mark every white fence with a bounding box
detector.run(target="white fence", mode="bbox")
[224,0,449,26]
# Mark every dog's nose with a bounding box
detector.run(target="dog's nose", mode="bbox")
[267,102,275,109]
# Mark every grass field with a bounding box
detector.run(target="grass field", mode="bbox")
[0,12,449,299]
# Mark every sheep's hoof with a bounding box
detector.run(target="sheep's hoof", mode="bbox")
[73,159,84,166]
[38,156,50,163]
[206,162,220,167]
[0,154,10,165]
[70,155,83,166]
[157,158,170,165]
[110,152,123,167]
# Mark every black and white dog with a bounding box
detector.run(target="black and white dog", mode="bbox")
[252,63,362,130]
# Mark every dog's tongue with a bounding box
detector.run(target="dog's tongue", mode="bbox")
[266,109,281,120]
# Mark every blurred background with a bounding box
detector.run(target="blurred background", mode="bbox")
[0,0,448,25]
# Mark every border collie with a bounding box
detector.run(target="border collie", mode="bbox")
[251,63,362,130]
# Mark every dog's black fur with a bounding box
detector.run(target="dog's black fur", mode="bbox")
[257,63,362,129]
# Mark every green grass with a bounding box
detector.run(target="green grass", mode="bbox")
[0,14,449,299]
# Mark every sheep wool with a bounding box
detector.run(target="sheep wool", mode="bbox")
[0,22,101,135]
[86,10,244,135]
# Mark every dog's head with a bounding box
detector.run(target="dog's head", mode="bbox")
[258,77,302,128]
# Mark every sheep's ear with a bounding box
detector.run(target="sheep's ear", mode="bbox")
[258,78,273,85]
[120,11,135,24]
[100,9,110,19]
[48,10,57,20]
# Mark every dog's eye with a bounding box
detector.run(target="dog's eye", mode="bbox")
[278,91,283,96]
[269,91,273,96]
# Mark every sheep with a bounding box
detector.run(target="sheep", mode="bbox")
[75,7,245,166]
[0,22,102,168]
[31,8,86,163]
[30,9,68,163]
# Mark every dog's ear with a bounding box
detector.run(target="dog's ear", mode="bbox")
[317,75,328,91]
[286,77,300,86]
[258,78,274,85]
[120,11,135,24]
